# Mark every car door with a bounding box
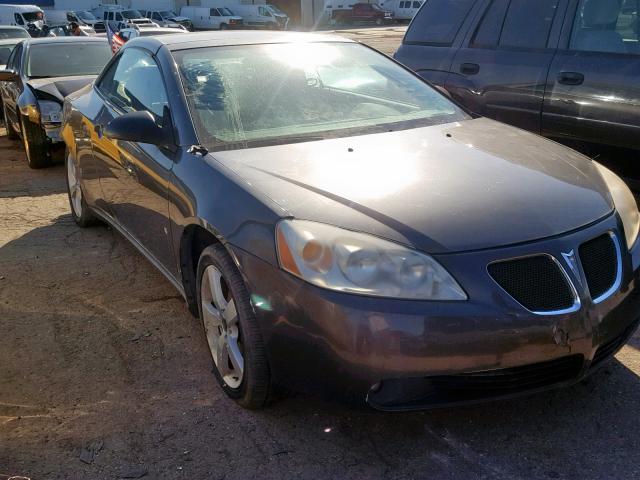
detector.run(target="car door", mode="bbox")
[91,47,176,273]
[542,0,640,150]
[209,8,222,28]
[394,0,481,86]
[445,0,568,133]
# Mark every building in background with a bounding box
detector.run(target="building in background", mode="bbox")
[0,0,383,29]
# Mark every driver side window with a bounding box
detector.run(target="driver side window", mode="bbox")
[97,48,169,119]
[14,13,24,25]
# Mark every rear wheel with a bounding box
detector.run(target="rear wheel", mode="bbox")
[20,115,51,169]
[66,149,97,227]
[3,104,17,140]
[197,244,271,409]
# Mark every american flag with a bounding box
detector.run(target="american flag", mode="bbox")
[106,21,125,55]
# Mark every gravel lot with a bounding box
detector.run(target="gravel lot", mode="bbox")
[1,27,639,480]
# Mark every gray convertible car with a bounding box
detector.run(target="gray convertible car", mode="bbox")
[61,32,640,410]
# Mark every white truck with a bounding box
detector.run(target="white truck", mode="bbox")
[0,5,46,30]
[378,0,423,21]
[131,0,193,30]
[209,4,289,30]
[180,6,243,31]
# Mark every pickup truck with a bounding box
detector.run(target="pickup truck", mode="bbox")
[332,3,394,25]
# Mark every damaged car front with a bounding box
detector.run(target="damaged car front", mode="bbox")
[0,37,112,168]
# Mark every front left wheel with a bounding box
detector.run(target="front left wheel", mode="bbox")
[20,115,51,169]
[197,244,271,409]
[66,150,97,227]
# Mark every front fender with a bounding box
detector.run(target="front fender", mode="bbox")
[17,86,39,123]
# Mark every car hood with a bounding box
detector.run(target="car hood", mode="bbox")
[169,15,190,21]
[212,118,614,254]
[27,75,97,102]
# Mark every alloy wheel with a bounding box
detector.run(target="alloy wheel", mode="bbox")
[201,265,244,389]
[67,153,83,217]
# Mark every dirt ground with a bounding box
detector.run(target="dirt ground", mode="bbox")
[1,27,640,480]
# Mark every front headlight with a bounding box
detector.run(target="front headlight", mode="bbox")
[596,163,640,249]
[276,220,467,300]
[38,100,62,124]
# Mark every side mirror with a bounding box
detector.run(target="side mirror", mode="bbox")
[0,70,18,82]
[104,110,172,146]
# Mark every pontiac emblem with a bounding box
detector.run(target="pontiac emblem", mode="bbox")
[562,250,581,285]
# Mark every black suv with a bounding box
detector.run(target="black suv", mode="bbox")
[394,0,639,155]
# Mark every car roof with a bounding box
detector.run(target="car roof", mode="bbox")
[21,36,108,46]
[0,26,28,30]
[130,31,354,51]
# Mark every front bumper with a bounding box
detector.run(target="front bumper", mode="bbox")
[231,213,640,410]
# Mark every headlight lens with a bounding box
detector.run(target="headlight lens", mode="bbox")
[596,163,640,249]
[38,100,62,123]
[276,220,467,300]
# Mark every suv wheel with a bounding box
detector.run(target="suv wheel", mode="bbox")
[197,244,271,409]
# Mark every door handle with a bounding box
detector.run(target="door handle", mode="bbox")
[557,72,584,86]
[460,63,480,75]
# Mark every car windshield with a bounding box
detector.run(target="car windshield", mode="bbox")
[0,28,29,39]
[0,43,17,64]
[267,5,285,14]
[122,10,143,19]
[77,11,96,21]
[175,42,467,151]
[371,4,383,10]
[26,42,112,78]
[160,11,177,17]
[23,11,43,22]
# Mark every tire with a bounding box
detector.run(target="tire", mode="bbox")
[20,115,51,169]
[65,149,97,227]
[197,244,271,409]
[219,23,228,30]
[3,104,17,140]
[375,18,383,26]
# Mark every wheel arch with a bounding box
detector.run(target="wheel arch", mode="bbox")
[179,222,243,317]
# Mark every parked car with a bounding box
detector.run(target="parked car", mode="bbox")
[394,0,640,155]
[332,3,394,25]
[111,25,188,53]
[0,39,17,69]
[180,6,244,30]
[0,37,112,168]
[0,4,45,30]
[61,31,640,410]
[75,10,105,32]
[0,26,30,40]
[223,4,288,29]
[94,7,154,28]
[141,9,193,30]
[379,0,423,21]
[47,23,96,37]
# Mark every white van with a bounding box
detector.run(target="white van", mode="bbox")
[223,4,288,30]
[180,6,242,30]
[0,5,45,30]
[379,0,422,21]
